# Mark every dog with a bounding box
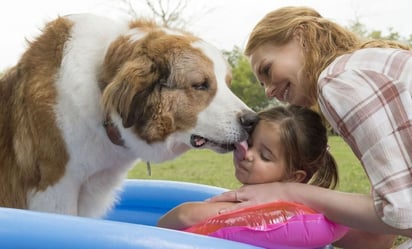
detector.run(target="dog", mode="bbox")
[0,13,257,218]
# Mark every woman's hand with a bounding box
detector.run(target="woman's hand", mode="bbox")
[206,182,289,213]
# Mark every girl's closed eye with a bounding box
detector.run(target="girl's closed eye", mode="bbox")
[260,150,272,162]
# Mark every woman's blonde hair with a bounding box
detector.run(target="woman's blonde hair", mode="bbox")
[245,6,410,111]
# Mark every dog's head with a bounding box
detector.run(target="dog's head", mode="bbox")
[100,20,257,162]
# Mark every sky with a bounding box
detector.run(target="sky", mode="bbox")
[1,0,411,70]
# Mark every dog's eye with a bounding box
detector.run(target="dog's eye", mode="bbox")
[192,81,209,91]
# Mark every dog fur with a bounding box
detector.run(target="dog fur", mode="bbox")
[0,14,256,217]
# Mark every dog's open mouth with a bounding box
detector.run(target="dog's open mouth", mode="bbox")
[190,135,235,152]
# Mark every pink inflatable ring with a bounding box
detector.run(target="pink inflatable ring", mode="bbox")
[184,201,348,249]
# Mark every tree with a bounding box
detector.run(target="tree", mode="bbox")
[142,0,187,28]
[224,47,273,111]
[114,0,212,30]
[347,19,412,47]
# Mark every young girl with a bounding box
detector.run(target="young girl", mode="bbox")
[157,105,338,230]
[208,6,411,248]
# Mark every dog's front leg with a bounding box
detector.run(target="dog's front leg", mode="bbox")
[27,176,79,215]
[77,168,129,218]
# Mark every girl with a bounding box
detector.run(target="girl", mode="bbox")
[158,105,338,230]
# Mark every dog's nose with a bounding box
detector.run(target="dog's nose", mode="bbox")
[239,111,258,134]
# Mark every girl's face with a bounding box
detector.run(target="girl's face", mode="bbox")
[249,38,312,107]
[233,121,289,184]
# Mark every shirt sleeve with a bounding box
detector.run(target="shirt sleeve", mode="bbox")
[318,68,412,229]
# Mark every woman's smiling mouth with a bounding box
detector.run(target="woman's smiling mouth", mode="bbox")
[282,84,290,102]
[274,82,290,102]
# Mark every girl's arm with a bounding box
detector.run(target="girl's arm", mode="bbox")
[157,201,235,230]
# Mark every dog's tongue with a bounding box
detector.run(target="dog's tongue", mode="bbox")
[234,141,248,161]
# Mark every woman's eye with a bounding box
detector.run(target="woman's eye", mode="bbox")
[192,81,209,90]
[262,64,271,76]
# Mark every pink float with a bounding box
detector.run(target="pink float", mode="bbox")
[185,201,348,249]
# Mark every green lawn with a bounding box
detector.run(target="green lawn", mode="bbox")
[128,135,369,194]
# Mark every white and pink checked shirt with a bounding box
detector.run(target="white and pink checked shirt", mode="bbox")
[318,48,412,230]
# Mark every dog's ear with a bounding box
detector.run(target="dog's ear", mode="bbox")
[102,58,165,128]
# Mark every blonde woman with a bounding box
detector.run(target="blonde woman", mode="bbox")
[208,6,412,249]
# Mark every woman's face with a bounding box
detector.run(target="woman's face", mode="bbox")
[233,121,289,185]
[249,39,312,107]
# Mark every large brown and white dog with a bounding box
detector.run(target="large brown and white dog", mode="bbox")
[0,14,256,218]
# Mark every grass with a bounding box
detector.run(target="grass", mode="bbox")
[128,135,369,194]
[128,148,241,189]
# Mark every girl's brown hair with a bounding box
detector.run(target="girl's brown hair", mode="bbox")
[245,6,410,111]
[258,105,338,189]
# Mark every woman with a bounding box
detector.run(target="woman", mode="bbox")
[207,6,412,249]
[158,105,339,230]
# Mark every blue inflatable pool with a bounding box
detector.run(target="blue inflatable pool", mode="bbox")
[0,179,260,249]
[0,179,333,248]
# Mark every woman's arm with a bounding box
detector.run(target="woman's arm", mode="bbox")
[157,201,235,230]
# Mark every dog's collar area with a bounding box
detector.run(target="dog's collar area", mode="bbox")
[146,161,151,176]
[103,116,125,147]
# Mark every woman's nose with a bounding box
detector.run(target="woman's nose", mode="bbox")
[265,86,275,98]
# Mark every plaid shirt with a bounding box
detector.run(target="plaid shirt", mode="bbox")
[318,48,412,229]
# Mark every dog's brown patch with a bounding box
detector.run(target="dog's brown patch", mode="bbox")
[0,17,71,208]
[100,23,218,143]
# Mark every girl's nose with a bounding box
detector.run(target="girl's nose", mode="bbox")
[245,150,253,162]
